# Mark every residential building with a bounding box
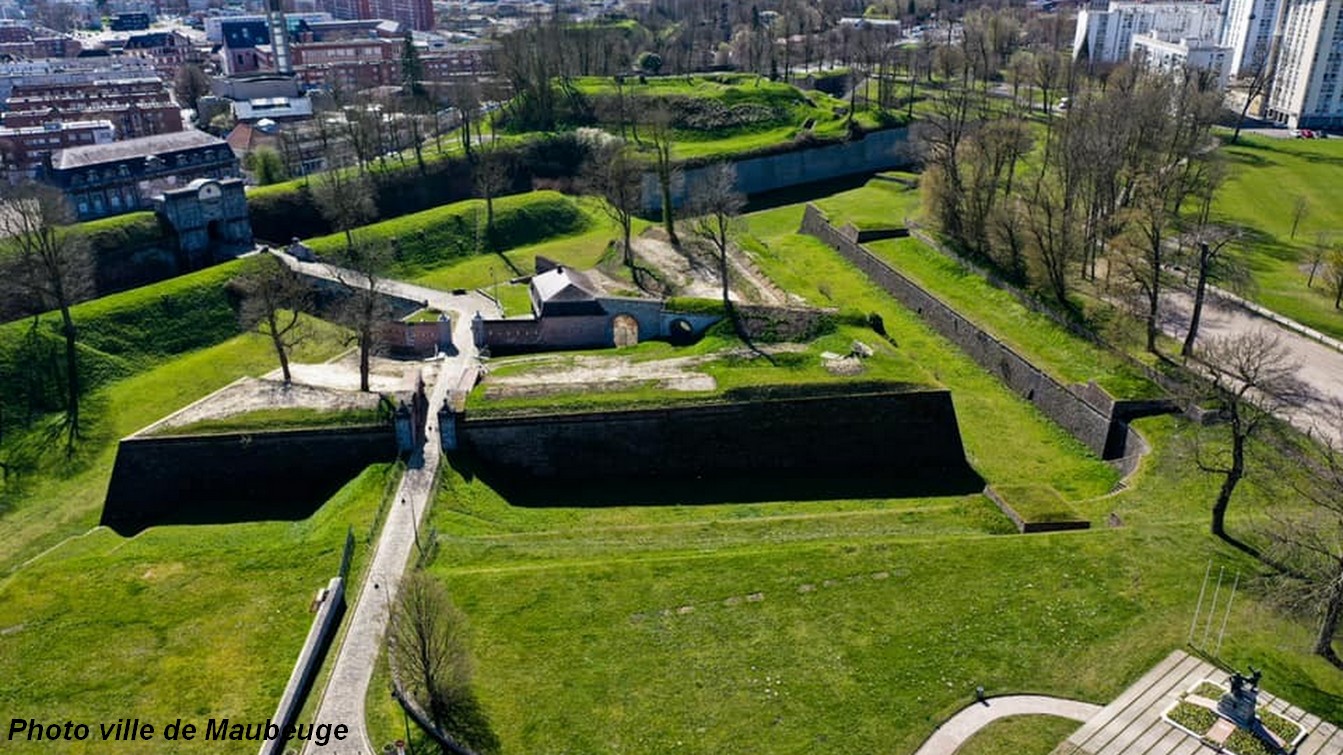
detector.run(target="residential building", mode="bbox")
[317,0,434,31]
[43,130,240,220]
[2,77,182,140]
[0,59,157,101]
[1221,0,1283,75]
[120,30,199,77]
[205,12,331,43]
[1132,33,1233,89]
[1073,1,1224,64]
[0,120,114,183]
[1264,0,1343,128]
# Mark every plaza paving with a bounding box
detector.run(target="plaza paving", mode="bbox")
[1054,650,1343,755]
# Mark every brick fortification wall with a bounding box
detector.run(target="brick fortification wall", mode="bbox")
[800,204,1142,461]
[102,426,395,529]
[461,390,968,479]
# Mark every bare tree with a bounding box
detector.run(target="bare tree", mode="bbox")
[389,571,498,753]
[645,105,680,245]
[310,163,377,252]
[1307,232,1331,288]
[329,237,391,393]
[0,183,93,452]
[173,64,212,116]
[1196,331,1311,545]
[473,144,512,254]
[1180,231,1241,358]
[584,143,644,267]
[1328,248,1343,310]
[1264,405,1343,666]
[1230,45,1279,144]
[688,163,744,317]
[1291,196,1310,241]
[233,254,312,384]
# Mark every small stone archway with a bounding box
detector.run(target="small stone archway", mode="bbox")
[612,314,640,347]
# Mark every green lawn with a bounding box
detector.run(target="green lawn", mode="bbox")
[422,454,1339,754]
[809,177,1158,399]
[1215,133,1343,340]
[0,318,349,572]
[0,308,395,753]
[955,715,1084,755]
[569,73,895,161]
[0,463,396,755]
[146,406,386,436]
[467,325,931,417]
[304,191,591,278]
[376,191,1343,754]
[410,209,644,292]
[740,203,1118,499]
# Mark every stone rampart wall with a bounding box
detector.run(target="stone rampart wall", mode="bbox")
[460,390,968,479]
[800,204,1138,461]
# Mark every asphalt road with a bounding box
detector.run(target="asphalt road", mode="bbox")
[1160,286,1343,445]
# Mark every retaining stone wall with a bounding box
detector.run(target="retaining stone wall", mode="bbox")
[801,204,1136,461]
[642,128,912,213]
[461,390,968,479]
[102,426,395,528]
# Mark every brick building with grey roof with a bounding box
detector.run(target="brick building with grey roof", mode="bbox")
[43,129,239,220]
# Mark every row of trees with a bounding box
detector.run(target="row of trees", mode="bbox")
[920,57,1232,355]
[914,38,1343,663]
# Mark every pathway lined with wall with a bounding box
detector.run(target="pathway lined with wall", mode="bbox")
[303,287,481,755]
[800,204,1151,468]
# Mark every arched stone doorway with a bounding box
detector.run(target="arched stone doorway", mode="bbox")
[612,314,639,347]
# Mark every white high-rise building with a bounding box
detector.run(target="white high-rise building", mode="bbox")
[1074,2,1225,63]
[1132,33,1234,89]
[1220,0,1283,75]
[1264,0,1343,127]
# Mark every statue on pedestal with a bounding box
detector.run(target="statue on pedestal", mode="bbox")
[1218,667,1261,728]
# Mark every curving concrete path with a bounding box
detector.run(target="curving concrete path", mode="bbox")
[912,695,1102,755]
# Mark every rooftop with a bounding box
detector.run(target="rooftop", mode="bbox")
[532,266,600,304]
[50,129,227,170]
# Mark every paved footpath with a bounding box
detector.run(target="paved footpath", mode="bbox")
[1161,286,1343,446]
[912,695,1102,755]
[303,273,483,755]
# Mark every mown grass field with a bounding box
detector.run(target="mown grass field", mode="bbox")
[357,191,1343,754]
[416,413,1343,754]
[813,176,1158,399]
[0,263,403,753]
[1213,133,1343,340]
[0,464,395,755]
[957,715,1084,755]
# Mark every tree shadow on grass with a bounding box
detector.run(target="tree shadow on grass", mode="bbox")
[446,451,985,509]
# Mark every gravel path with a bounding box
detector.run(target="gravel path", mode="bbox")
[302,270,484,755]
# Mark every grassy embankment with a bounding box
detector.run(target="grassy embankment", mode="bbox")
[569,73,898,160]
[0,266,403,754]
[356,185,1343,754]
[1214,133,1343,340]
